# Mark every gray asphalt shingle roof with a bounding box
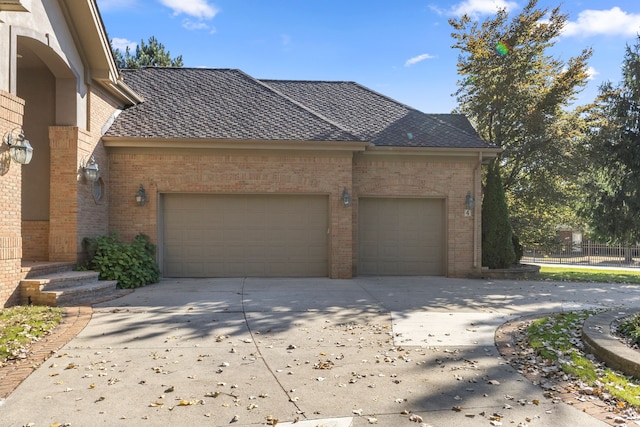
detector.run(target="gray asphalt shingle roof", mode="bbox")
[106,67,493,149]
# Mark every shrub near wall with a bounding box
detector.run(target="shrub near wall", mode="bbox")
[83,233,159,289]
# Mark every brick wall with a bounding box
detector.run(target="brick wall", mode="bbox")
[108,148,354,278]
[48,85,119,264]
[354,154,481,277]
[22,221,49,261]
[0,90,25,306]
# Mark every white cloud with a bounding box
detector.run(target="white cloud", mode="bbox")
[182,19,215,32]
[586,66,599,81]
[111,37,137,52]
[158,0,219,20]
[563,7,640,37]
[450,0,518,17]
[405,53,435,67]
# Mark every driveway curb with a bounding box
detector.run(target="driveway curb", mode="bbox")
[582,309,640,379]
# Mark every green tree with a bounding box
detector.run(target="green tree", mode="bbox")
[449,0,592,246]
[113,36,183,69]
[579,36,640,255]
[482,160,516,268]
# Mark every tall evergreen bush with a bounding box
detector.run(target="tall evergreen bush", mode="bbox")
[482,161,516,269]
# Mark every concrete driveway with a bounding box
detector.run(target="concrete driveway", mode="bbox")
[2,276,640,426]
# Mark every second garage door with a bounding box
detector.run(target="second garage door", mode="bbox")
[162,194,328,277]
[358,197,445,276]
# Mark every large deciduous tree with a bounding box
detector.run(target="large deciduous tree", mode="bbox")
[449,0,592,247]
[113,36,183,69]
[580,37,640,252]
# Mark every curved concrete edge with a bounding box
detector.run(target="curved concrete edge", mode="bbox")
[582,309,640,379]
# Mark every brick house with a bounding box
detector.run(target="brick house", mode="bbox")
[0,1,499,307]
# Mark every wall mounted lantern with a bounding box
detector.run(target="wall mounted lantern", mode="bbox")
[81,156,100,183]
[341,187,352,208]
[465,191,475,217]
[135,184,146,206]
[2,128,33,164]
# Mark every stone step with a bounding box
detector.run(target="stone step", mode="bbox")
[52,280,119,307]
[21,270,101,291]
[20,268,121,307]
[21,262,77,278]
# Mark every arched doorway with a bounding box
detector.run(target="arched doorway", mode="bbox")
[16,36,77,261]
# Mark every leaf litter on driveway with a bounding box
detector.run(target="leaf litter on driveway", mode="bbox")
[2,283,618,427]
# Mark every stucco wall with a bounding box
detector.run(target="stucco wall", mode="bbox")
[0,90,25,306]
[353,153,481,277]
[108,148,355,279]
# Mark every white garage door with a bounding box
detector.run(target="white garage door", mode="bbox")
[162,194,328,277]
[358,197,445,276]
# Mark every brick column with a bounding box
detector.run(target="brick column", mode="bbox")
[49,126,79,262]
[0,90,25,306]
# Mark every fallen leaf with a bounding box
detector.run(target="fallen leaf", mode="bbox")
[409,414,423,422]
[367,417,378,424]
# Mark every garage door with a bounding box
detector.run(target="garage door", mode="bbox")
[162,194,328,277]
[358,197,445,276]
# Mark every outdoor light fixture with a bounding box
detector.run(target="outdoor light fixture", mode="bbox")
[81,156,100,182]
[2,128,33,165]
[341,187,352,208]
[465,192,475,216]
[135,184,146,206]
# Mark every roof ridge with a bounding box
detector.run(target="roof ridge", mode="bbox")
[255,77,363,142]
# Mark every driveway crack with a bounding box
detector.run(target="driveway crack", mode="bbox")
[240,277,307,420]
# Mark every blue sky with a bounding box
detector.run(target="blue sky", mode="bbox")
[97,0,640,113]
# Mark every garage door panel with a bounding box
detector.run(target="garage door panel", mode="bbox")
[358,198,444,276]
[163,194,328,277]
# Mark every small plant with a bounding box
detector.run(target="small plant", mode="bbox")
[83,233,160,289]
[617,313,640,347]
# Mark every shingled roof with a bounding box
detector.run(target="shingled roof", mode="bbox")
[106,67,493,149]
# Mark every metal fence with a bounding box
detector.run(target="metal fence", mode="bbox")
[522,242,640,268]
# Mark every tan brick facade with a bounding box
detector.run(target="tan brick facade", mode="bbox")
[353,153,482,277]
[108,148,355,279]
[0,90,25,306]
[107,147,483,279]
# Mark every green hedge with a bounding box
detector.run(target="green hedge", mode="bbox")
[83,233,160,289]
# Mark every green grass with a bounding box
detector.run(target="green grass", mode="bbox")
[0,306,63,364]
[528,310,640,409]
[539,266,640,284]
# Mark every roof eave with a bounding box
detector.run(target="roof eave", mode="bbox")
[58,0,142,106]
[362,145,501,161]
[102,137,372,152]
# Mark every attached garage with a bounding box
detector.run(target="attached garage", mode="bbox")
[358,197,445,276]
[162,194,329,277]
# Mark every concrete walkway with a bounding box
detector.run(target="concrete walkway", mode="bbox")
[2,276,640,426]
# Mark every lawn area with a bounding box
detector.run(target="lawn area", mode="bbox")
[0,305,63,367]
[539,266,640,284]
